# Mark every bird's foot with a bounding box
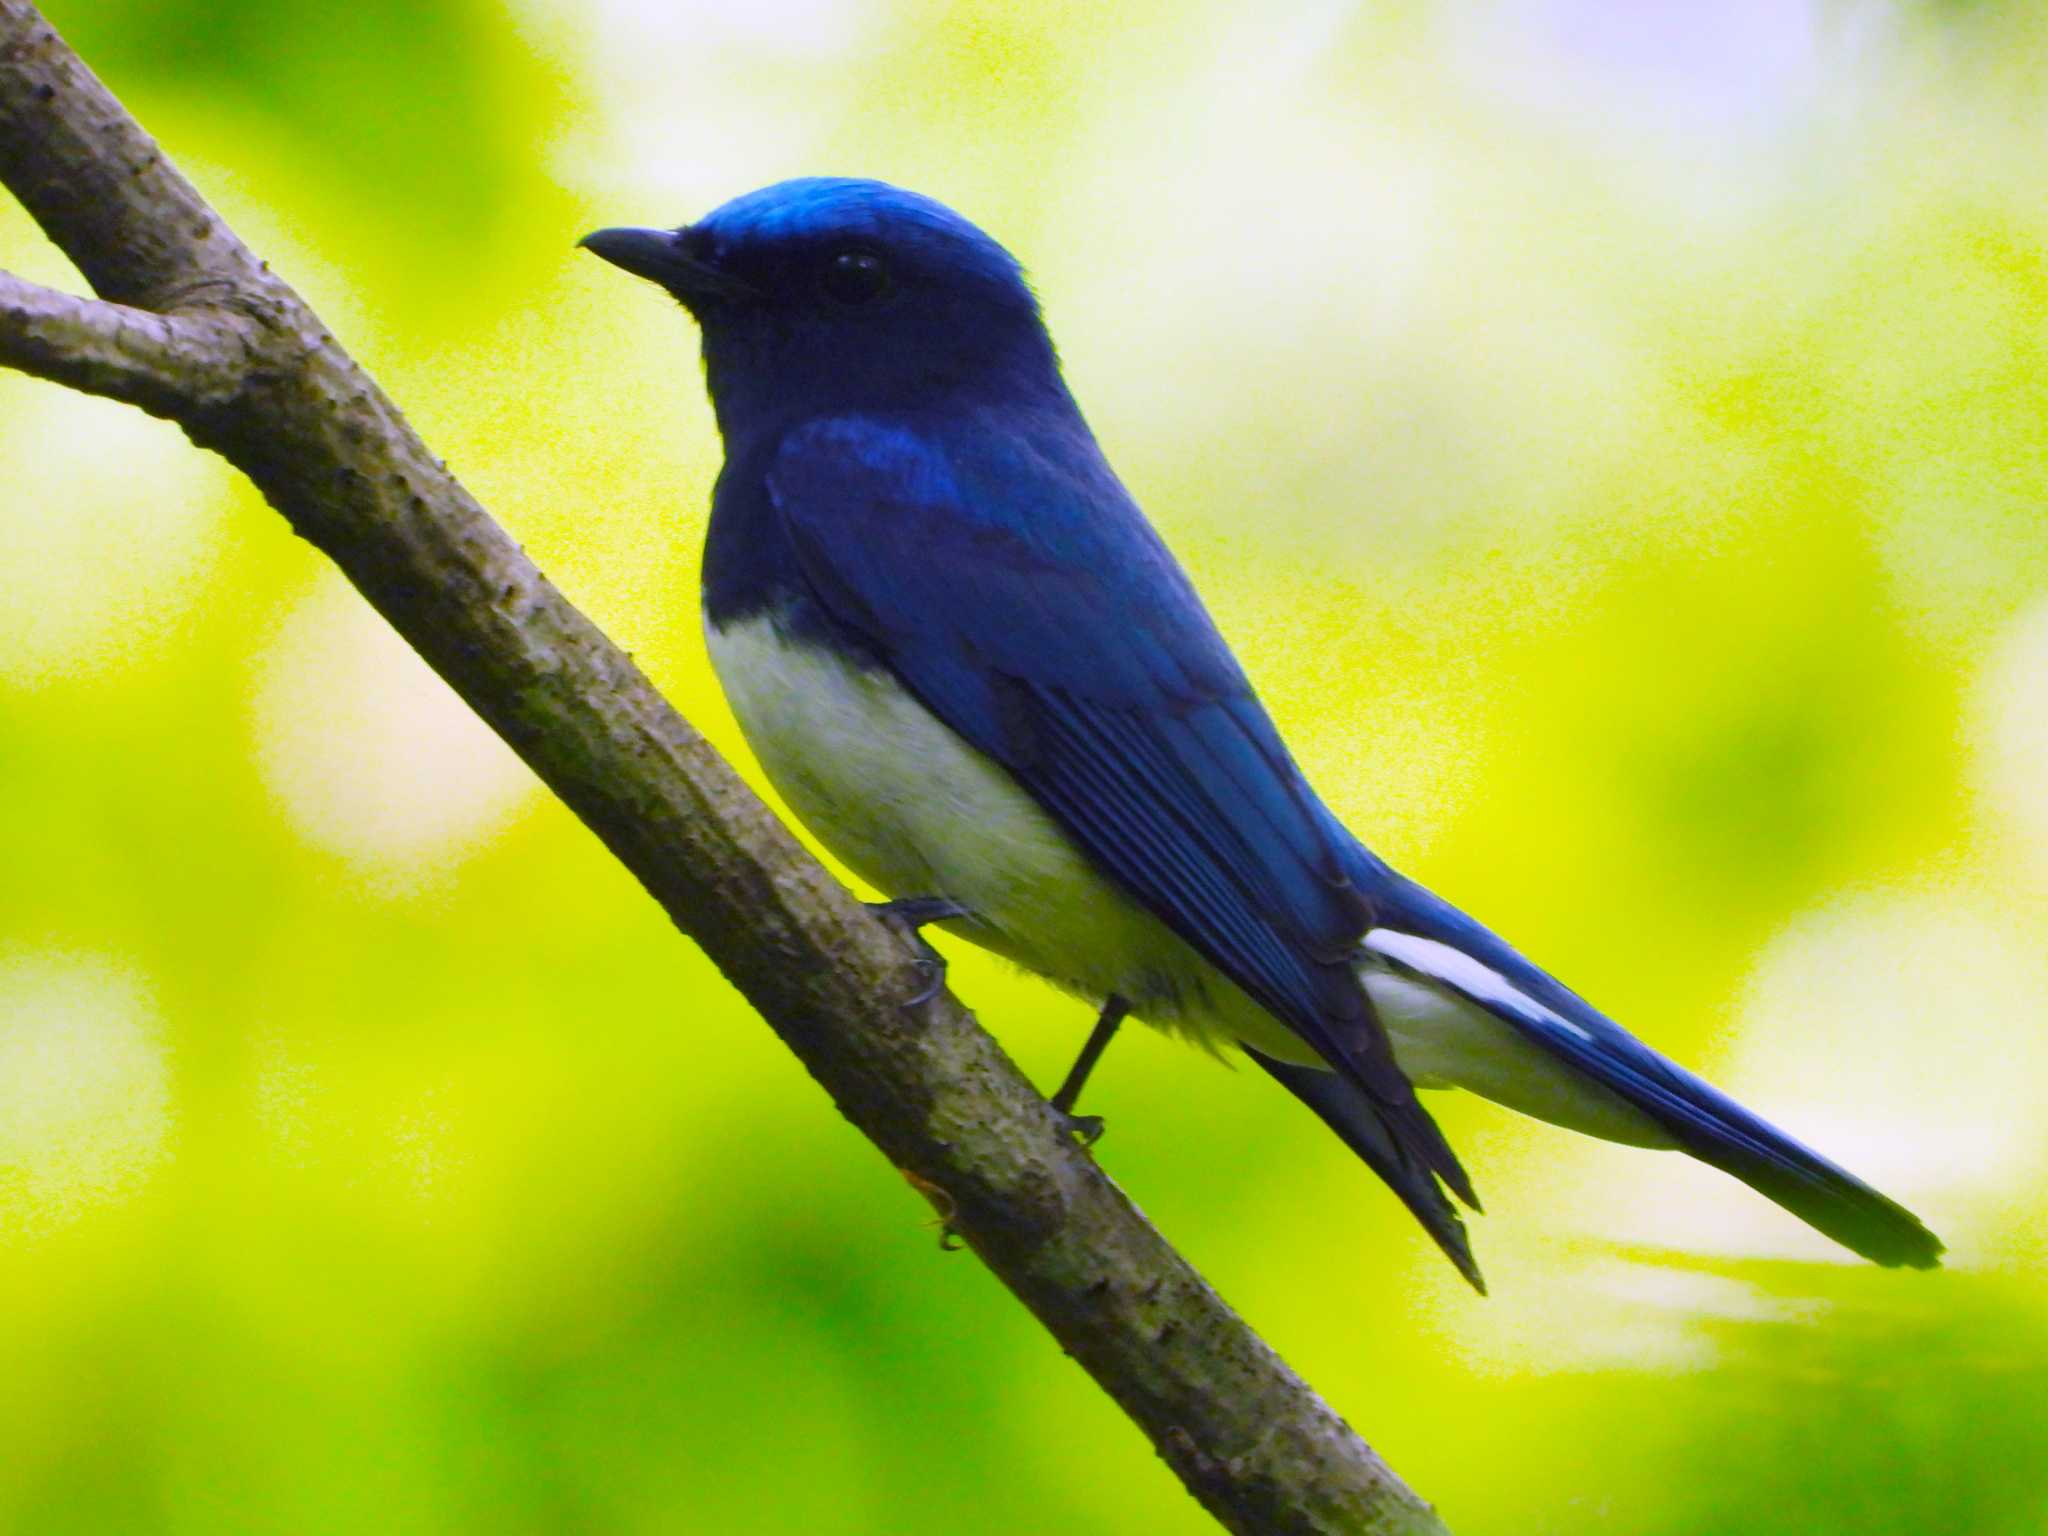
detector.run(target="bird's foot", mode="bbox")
[1045,994,1127,1148]
[1056,1110,1106,1147]
[868,896,972,1007]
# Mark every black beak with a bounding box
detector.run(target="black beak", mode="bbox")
[578,226,753,304]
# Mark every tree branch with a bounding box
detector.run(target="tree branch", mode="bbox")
[0,5,1449,1532]
[0,269,247,413]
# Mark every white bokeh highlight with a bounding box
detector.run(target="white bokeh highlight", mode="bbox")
[0,951,174,1234]
[1438,1250,1820,1376]
[0,376,228,689]
[1973,596,2048,884]
[1696,890,2039,1265]
[251,574,541,887]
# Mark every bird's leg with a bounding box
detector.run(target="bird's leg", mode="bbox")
[867,896,973,1007]
[1049,994,1130,1146]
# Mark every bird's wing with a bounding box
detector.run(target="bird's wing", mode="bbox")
[767,414,1471,1205]
[1243,1044,1483,1289]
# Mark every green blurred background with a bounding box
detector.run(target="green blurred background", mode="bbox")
[4,0,2047,1530]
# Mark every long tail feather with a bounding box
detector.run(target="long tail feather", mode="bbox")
[1365,873,1943,1270]
[1513,1022,1941,1268]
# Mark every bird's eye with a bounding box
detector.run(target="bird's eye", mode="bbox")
[820,249,892,307]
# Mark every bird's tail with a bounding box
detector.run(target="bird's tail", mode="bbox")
[1354,865,1943,1272]
[1528,1024,1942,1269]
[1245,1044,1486,1292]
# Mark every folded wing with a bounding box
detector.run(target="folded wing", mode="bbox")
[767,413,1472,1208]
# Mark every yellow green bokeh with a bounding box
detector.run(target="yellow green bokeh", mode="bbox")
[5,2,2047,1531]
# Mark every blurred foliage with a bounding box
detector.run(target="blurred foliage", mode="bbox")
[4,0,2048,1532]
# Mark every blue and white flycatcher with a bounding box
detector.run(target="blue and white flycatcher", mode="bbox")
[582,178,1941,1289]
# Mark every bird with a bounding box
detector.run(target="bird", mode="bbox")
[580,177,1941,1290]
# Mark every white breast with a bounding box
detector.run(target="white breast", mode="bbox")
[707,613,1072,911]
[705,613,1322,1063]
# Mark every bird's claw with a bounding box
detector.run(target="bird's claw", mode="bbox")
[1058,1111,1107,1147]
[868,897,972,1008]
[904,956,945,1008]
[1046,994,1126,1148]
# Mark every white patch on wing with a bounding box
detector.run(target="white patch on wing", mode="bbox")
[1361,930,1671,1148]
[1365,929,1594,1042]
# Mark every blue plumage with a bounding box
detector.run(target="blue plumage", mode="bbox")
[1363,865,1939,1269]
[582,178,1940,1287]
[768,414,1475,1209]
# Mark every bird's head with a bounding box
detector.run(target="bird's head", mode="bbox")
[581,178,1064,442]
